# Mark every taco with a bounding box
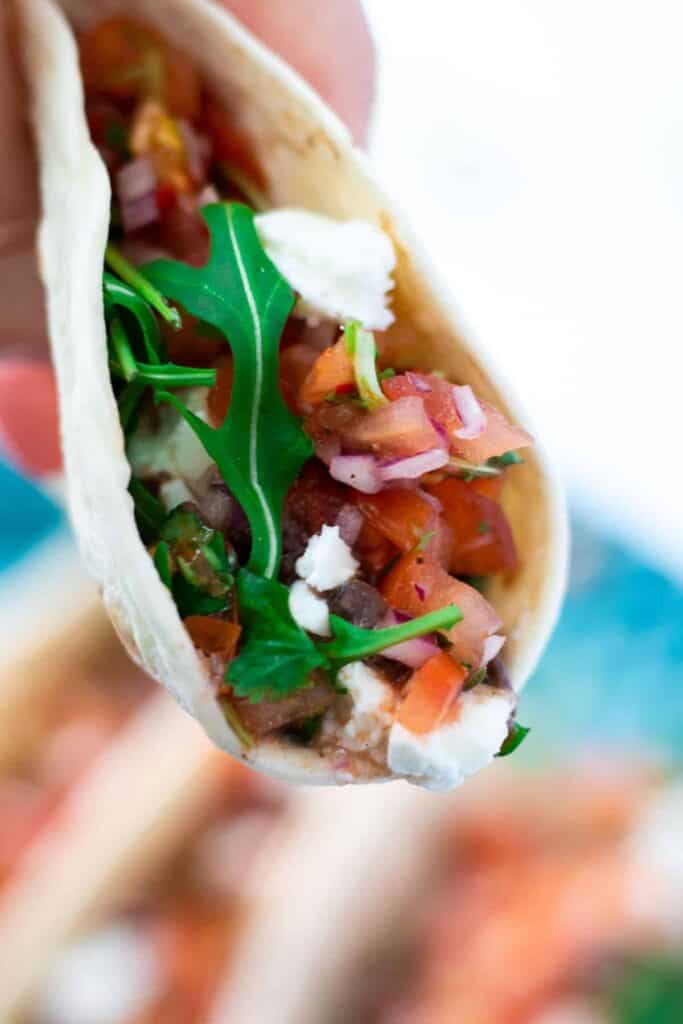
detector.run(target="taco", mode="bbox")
[16,0,567,787]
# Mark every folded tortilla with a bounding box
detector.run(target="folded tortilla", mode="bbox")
[16,0,568,785]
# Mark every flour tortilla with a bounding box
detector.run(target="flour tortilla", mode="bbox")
[16,0,568,785]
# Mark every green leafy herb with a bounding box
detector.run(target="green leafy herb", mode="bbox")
[144,203,312,579]
[447,457,502,479]
[378,367,396,381]
[463,666,488,691]
[226,572,327,702]
[319,606,461,674]
[153,541,173,590]
[497,721,530,757]
[156,508,237,618]
[129,477,166,541]
[104,273,162,364]
[105,243,182,330]
[488,451,524,469]
[227,571,461,702]
[345,320,389,411]
[477,521,491,535]
[104,120,129,158]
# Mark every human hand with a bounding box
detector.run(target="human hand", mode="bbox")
[0,0,375,476]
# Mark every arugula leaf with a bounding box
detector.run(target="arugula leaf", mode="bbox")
[144,203,312,579]
[103,273,162,364]
[320,606,461,674]
[105,243,182,329]
[226,572,327,702]
[345,320,388,411]
[497,721,530,757]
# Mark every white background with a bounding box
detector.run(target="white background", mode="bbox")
[364,0,683,579]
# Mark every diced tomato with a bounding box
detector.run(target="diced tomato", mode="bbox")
[286,461,348,536]
[184,617,241,660]
[282,344,328,413]
[299,339,354,407]
[452,400,533,464]
[425,478,518,576]
[344,396,441,458]
[202,99,266,190]
[155,181,178,215]
[78,17,200,119]
[304,400,364,448]
[397,653,467,735]
[470,474,504,501]
[380,552,502,668]
[163,316,224,368]
[206,356,233,427]
[382,372,461,434]
[354,521,399,575]
[157,193,209,266]
[354,488,438,553]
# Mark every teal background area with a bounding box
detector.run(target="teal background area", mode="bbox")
[0,458,62,573]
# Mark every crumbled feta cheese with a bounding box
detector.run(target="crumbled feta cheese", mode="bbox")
[255,209,396,330]
[295,525,359,591]
[127,387,213,488]
[33,924,160,1024]
[387,685,514,791]
[336,661,394,752]
[289,580,332,637]
[159,478,194,511]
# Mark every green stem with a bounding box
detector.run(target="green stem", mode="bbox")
[320,605,462,669]
[105,243,182,330]
[109,317,137,382]
[135,364,217,389]
[118,378,146,433]
[129,477,166,534]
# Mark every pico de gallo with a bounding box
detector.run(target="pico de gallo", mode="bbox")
[81,16,534,785]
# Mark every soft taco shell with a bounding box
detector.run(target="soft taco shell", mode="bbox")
[15,0,568,784]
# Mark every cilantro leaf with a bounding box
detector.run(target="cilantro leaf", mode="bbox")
[144,203,313,579]
[497,721,530,757]
[226,572,327,702]
[320,606,462,674]
[488,451,524,469]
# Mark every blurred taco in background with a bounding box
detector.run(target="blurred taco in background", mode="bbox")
[16,0,567,787]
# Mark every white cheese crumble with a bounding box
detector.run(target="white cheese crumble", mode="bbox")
[387,685,514,791]
[33,924,160,1024]
[295,525,359,592]
[288,580,332,637]
[159,477,194,511]
[127,387,213,488]
[335,661,395,752]
[255,209,396,330]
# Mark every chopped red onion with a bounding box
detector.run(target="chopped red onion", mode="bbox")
[197,184,220,208]
[178,119,212,184]
[414,583,426,602]
[330,455,383,494]
[379,610,439,668]
[480,634,506,668]
[315,436,341,467]
[452,385,487,440]
[429,417,450,449]
[336,503,364,546]
[116,157,159,234]
[379,448,448,482]
[406,371,432,393]
[418,487,443,514]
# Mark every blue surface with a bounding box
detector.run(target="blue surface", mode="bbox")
[0,458,62,572]
[523,521,683,759]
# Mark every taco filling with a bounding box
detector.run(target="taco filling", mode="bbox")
[79,16,534,787]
